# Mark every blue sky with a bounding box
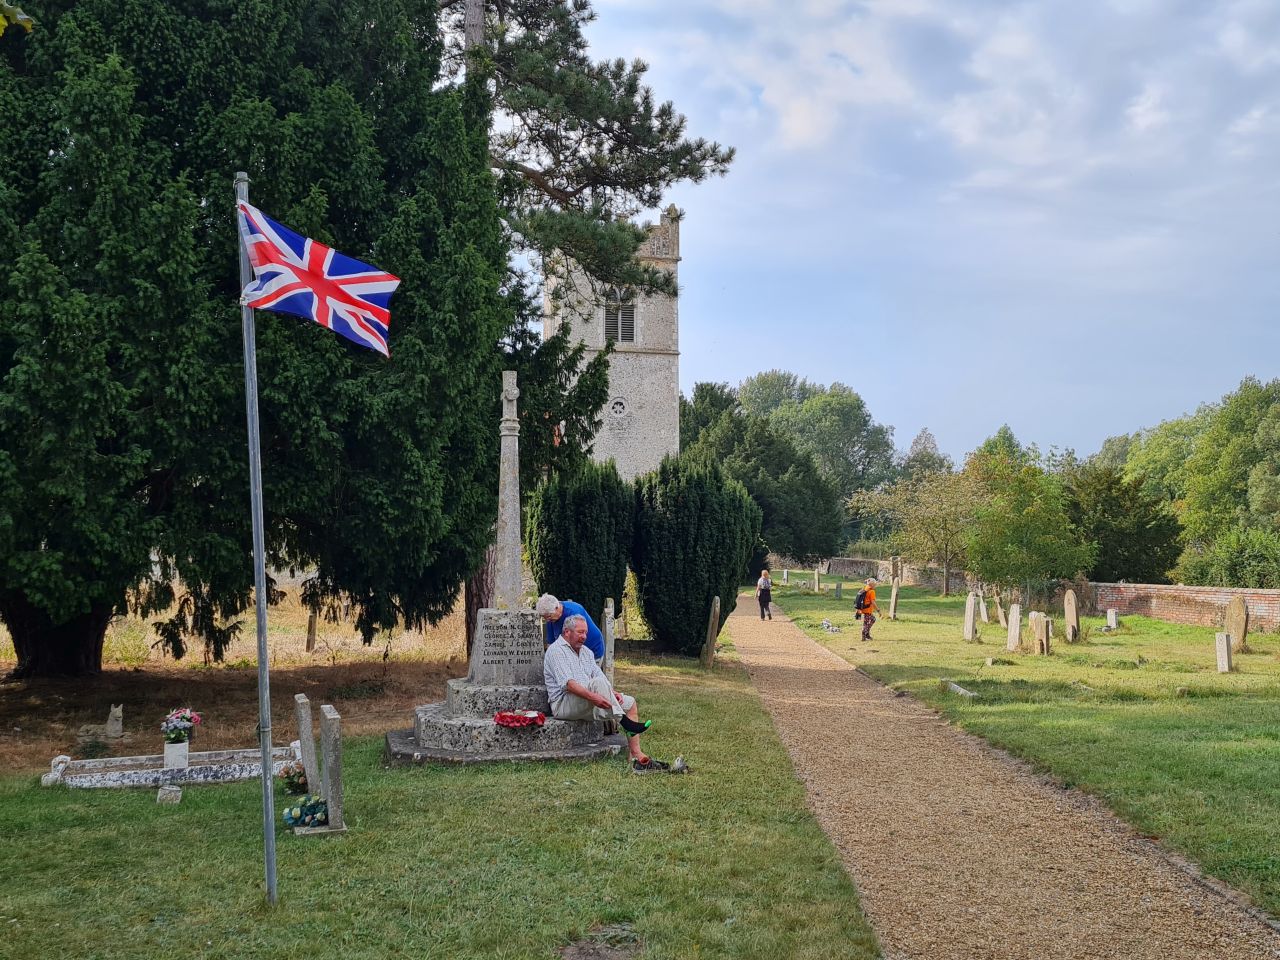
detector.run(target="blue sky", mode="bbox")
[586,0,1280,460]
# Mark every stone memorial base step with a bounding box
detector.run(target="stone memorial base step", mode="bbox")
[385,727,626,765]
[412,703,616,752]
[445,679,550,716]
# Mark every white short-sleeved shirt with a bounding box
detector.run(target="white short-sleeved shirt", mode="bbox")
[543,637,605,706]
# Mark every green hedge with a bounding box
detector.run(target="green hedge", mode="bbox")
[632,456,762,655]
[526,460,632,628]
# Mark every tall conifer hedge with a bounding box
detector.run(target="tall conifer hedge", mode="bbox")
[526,460,632,628]
[632,456,762,656]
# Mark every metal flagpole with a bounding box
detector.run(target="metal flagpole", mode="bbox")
[234,171,279,905]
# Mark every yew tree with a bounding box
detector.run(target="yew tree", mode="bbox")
[1,1,509,677]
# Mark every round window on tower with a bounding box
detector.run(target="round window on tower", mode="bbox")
[608,397,629,419]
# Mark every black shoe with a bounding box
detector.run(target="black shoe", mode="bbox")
[619,716,651,736]
[631,757,670,774]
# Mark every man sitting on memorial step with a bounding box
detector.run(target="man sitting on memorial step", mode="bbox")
[536,593,605,665]
[543,614,668,773]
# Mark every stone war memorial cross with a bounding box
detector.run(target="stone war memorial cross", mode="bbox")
[386,372,624,764]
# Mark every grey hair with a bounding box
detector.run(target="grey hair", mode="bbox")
[562,614,587,633]
[535,593,561,617]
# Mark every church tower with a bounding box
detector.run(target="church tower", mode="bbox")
[543,206,681,481]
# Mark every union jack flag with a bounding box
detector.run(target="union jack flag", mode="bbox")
[236,201,400,357]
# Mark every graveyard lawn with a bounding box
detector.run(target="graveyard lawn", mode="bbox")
[774,581,1280,918]
[0,653,878,960]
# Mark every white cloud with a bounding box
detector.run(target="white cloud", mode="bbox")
[1126,84,1170,133]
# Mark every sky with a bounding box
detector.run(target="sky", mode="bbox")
[585,0,1280,460]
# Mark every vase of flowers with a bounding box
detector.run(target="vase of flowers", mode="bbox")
[278,760,308,795]
[160,707,202,769]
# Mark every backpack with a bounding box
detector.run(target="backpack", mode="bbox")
[854,588,867,618]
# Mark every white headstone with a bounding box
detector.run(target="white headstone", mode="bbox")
[782,569,789,584]
[1216,632,1233,673]
[1106,608,1118,630]
[963,592,978,641]
[294,693,321,793]
[603,597,617,684]
[1006,603,1022,652]
[320,704,345,831]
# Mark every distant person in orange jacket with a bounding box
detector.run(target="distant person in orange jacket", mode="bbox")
[855,578,878,641]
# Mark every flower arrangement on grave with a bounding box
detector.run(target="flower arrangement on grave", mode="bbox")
[493,710,546,728]
[283,795,328,828]
[278,760,308,794]
[160,707,202,744]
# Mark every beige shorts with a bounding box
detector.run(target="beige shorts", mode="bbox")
[551,675,635,720]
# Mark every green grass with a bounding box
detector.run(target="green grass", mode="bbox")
[0,654,878,960]
[774,581,1280,917]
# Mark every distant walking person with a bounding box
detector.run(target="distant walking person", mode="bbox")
[855,578,878,641]
[756,570,773,621]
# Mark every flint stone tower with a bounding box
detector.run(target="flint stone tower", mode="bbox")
[544,206,681,481]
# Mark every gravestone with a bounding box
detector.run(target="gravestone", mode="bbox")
[1037,616,1053,655]
[294,694,321,792]
[1006,603,1022,652]
[889,578,900,619]
[978,591,990,624]
[834,582,843,600]
[1106,609,1118,630]
[996,594,1007,629]
[813,569,820,592]
[1215,632,1233,673]
[387,372,624,765]
[156,785,182,805]
[319,705,345,831]
[1063,589,1080,643]
[603,597,616,684]
[701,596,721,670]
[963,592,978,641]
[782,569,789,585]
[1225,596,1249,653]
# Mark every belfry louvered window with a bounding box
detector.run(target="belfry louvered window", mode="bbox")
[604,289,636,343]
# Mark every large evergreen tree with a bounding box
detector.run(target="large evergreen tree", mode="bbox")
[1,1,509,677]
[686,412,841,563]
[1065,463,1182,583]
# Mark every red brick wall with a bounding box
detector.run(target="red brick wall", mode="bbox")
[1090,582,1280,630]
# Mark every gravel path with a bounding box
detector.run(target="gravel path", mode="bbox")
[730,598,1280,960]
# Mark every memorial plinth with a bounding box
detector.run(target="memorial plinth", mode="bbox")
[386,609,625,764]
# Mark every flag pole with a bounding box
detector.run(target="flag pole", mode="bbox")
[234,171,279,905]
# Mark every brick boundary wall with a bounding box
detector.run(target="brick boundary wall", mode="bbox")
[1091,582,1280,632]
[798,558,1280,631]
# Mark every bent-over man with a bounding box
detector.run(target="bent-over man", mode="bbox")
[536,593,605,663]
[543,614,668,773]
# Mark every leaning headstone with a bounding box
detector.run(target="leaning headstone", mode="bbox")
[1063,589,1080,643]
[603,597,617,684]
[978,591,990,624]
[319,705,345,831]
[889,578,900,620]
[1225,596,1249,653]
[1106,609,1118,630]
[995,594,1007,629]
[294,694,321,793]
[701,596,721,670]
[1006,603,1022,653]
[962,592,978,641]
[834,582,843,600]
[1215,632,1234,673]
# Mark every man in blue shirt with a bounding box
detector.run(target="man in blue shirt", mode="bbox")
[536,593,605,663]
